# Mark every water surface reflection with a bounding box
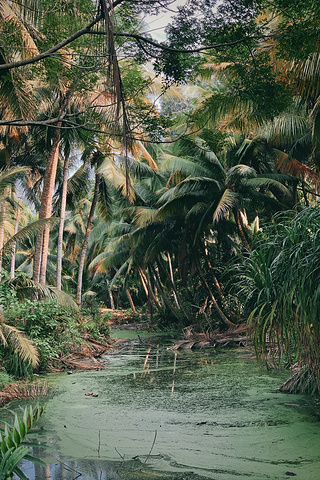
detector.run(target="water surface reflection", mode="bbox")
[12,339,320,480]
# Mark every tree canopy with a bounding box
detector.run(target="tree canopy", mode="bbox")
[1,0,320,393]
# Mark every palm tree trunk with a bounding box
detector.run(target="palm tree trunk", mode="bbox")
[10,199,21,279]
[160,255,191,322]
[138,266,161,309]
[202,241,225,302]
[196,260,235,327]
[0,200,5,282]
[126,289,136,312]
[109,289,115,309]
[167,253,180,309]
[33,123,61,283]
[150,264,182,322]
[56,147,70,290]
[138,266,149,299]
[33,230,43,283]
[76,173,100,307]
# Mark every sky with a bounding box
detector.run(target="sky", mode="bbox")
[143,0,187,42]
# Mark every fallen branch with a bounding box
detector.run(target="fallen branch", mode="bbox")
[143,430,157,465]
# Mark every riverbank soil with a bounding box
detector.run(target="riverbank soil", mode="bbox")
[102,307,150,330]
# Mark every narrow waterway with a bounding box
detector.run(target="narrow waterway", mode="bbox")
[12,334,320,480]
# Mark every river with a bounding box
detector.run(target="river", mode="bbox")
[10,333,320,480]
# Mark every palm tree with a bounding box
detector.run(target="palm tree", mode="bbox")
[0,0,38,124]
[153,137,292,323]
[158,137,291,245]
[75,139,133,307]
[86,153,183,319]
[54,106,94,290]
[0,167,32,279]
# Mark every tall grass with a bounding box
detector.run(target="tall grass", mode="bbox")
[232,205,320,392]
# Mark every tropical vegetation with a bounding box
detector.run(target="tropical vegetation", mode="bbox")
[0,0,319,399]
[0,404,46,480]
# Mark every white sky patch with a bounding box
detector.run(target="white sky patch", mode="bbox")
[143,0,188,42]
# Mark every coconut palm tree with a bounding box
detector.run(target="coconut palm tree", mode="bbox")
[158,137,292,247]
[154,137,293,322]
[0,0,38,124]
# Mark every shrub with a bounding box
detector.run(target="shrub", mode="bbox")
[4,300,81,372]
[3,299,111,374]
[77,311,111,341]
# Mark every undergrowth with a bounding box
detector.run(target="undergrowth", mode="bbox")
[1,284,111,376]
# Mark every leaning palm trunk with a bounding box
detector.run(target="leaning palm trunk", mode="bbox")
[0,200,5,282]
[10,199,21,280]
[33,124,61,284]
[56,147,70,290]
[108,288,115,310]
[196,260,235,327]
[203,239,226,302]
[161,255,191,322]
[149,264,182,322]
[76,173,100,307]
[167,253,179,309]
[126,289,136,312]
[138,266,161,309]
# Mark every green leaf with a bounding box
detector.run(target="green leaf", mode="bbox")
[12,465,29,480]
[23,454,46,466]
[13,428,21,447]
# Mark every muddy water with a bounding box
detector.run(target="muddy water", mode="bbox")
[14,335,320,480]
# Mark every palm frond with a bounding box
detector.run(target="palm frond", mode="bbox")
[0,1,39,58]
[98,176,113,222]
[131,141,159,170]
[245,177,291,198]
[3,218,59,256]
[46,287,78,309]
[98,157,135,202]
[0,324,38,367]
[134,207,158,227]
[5,277,77,309]
[311,97,320,152]
[65,165,91,207]
[258,112,309,147]
[274,148,320,185]
[212,189,239,224]
[0,167,29,196]
[227,164,256,183]
[288,52,320,105]
[159,155,211,178]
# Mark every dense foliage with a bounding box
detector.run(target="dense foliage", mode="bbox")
[0,0,320,393]
[0,282,110,373]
